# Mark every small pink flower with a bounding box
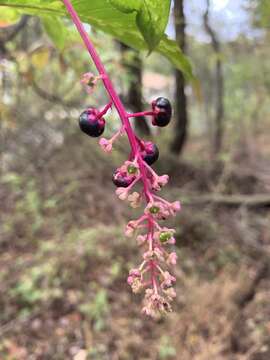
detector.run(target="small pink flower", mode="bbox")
[158,175,169,186]
[168,236,176,245]
[99,138,112,153]
[154,247,165,262]
[171,201,181,212]
[115,187,128,200]
[127,276,134,285]
[80,72,102,93]
[161,271,176,288]
[167,252,178,265]
[127,269,144,293]
[129,268,141,277]
[145,201,171,220]
[127,192,141,208]
[142,290,172,318]
[144,201,161,216]
[137,234,147,245]
[143,250,154,260]
[163,287,176,301]
[125,221,136,237]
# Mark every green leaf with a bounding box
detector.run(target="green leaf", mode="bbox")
[0,0,193,77]
[0,7,20,27]
[109,0,171,52]
[158,35,193,78]
[42,15,67,50]
[109,0,142,13]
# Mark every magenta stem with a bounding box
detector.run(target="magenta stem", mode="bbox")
[127,111,155,118]
[62,0,151,201]
[98,101,113,118]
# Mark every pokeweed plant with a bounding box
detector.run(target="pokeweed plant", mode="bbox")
[61,0,181,318]
[0,0,187,317]
[59,0,180,317]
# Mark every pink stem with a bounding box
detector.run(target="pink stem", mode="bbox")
[127,111,155,118]
[62,0,151,201]
[98,101,113,118]
[147,216,159,294]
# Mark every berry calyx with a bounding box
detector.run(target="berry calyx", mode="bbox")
[152,97,172,127]
[79,108,105,137]
[141,141,159,166]
[112,170,135,188]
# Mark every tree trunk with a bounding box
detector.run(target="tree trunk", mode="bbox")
[203,0,224,155]
[170,0,188,155]
[119,43,150,136]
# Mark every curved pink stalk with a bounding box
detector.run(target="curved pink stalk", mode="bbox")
[62,0,151,200]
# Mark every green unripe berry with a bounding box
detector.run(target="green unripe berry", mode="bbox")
[127,164,137,175]
[149,205,160,214]
[159,231,172,243]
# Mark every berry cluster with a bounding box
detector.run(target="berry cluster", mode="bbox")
[63,0,181,318]
[78,85,180,317]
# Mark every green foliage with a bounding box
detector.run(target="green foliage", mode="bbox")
[109,0,171,52]
[253,0,270,27]
[0,0,193,77]
[1,174,43,237]
[79,288,109,331]
[0,6,20,25]
[41,15,68,50]
[11,263,63,305]
[158,336,176,359]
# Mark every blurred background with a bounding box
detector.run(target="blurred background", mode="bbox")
[1,0,270,359]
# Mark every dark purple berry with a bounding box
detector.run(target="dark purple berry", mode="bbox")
[141,142,159,165]
[152,97,172,127]
[112,170,135,188]
[79,108,105,137]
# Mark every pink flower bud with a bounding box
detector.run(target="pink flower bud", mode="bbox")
[80,72,102,94]
[99,138,112,153]
[127,192,141,208]
[154,247,165,262]
[172,201,181,212]
[161,271,176,288]
[158,175,169,186]
[127,276,133,285]
[125,221,136,237]
[115,187,128,200]
[167,252,178,265]
[129,268,141,277]
[143,250,154,260]
[137,234,147,245]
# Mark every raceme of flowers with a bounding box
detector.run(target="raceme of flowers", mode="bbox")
[62,0,181,318]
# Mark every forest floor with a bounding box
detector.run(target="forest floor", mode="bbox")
[1,135,270,360]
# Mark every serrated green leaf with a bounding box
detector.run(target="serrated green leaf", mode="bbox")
[0,0,193,78]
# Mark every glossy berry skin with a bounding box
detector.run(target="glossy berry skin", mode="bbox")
[79,108,105,137]
[112,170,135,188]
[152,97,172,127]
[141,142,159,165]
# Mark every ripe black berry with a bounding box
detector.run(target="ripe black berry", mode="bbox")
[79,108,105,137]
[112,170,135,188]
[152,97,172,127]
[141,142,159,165]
